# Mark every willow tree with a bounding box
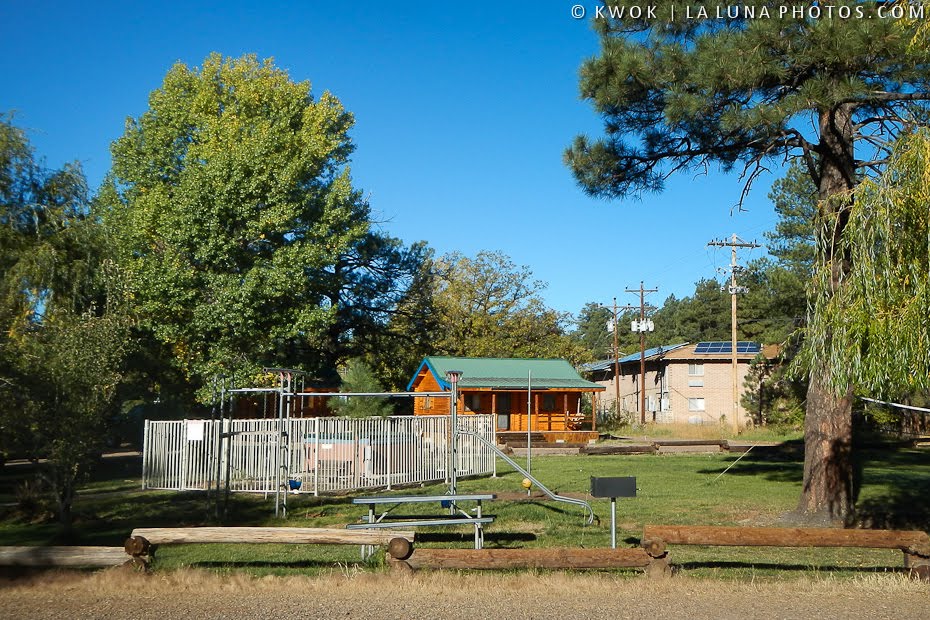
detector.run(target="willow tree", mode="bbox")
[803,130,930,398]
[0,116,132,525]
[565,1,930,520]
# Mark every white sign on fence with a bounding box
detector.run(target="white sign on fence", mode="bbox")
[186,420,204,441]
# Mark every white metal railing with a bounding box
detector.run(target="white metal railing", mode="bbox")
[142,414,496,495]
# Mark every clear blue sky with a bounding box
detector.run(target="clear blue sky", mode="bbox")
[1,1,780,317]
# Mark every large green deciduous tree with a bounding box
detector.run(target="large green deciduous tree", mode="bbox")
[0,115,132,526]
[565,2,930,520]
[431,251,584,362]
[101,54,380,398]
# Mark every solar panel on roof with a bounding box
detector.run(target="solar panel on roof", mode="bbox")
[694,342,760,354]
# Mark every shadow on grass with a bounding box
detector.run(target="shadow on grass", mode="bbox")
[420,532,537,545]
[850,447,930,531]
[181,560,356,570]
[696,440,806,484]
[0,488,362,547]
[696,438,930,531]
[674,560,908,575]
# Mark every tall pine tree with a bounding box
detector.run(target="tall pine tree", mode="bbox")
[566,1,930,520]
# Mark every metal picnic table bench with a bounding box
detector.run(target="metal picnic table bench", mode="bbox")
[347,494,496,549]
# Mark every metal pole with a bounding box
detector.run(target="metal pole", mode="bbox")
[282,372,291,517]
[446,370,462,496]
[274,373,284,517]
[526,370,532,481]
[215,377,226,519]
[610,497,617,549]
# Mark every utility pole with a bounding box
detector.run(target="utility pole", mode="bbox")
[604,298,621,420]
[624,282,658,425]
[707,234,760,433]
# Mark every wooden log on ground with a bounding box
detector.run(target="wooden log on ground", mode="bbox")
[580,445,656,455]
[904,552,930,582]
[653,439,726,447]
[640,538,667,558]
[129,527,415,546]
[403,547,655,570]
[644,525,930,556]
[388,537,413,560]
[0,546,129,568]
[124,535,151,557]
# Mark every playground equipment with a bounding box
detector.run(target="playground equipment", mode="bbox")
[458,429,595,525]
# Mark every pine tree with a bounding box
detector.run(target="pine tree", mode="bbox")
[329,359,393,418]
[565,2,930,520]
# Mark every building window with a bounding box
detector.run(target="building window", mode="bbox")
[423,395,431,411]
[688,363,704,376]
[688,398,705,411]
[540,394,557,410]
[688,379,704,388]
[465,394,482,412]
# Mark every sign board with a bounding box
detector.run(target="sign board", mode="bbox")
[186,420,204,442]
[590,476,636,498]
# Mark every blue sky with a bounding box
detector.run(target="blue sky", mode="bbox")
[1,1,779,317]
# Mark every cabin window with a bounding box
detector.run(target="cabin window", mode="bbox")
[688,398,705,411]
[465,393,482,412]
[423,395,431,411]
[540,394,557,410]
[688,363,704,376]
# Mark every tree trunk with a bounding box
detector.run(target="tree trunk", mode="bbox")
[799,378,853,520]
[798,103,857,521]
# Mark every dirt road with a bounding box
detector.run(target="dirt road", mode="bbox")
[0,569,925,619]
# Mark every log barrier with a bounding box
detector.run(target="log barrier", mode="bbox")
[385,539,670,575]
[124,527,416,562]
[643,525,930,580]
[0,546,129,568]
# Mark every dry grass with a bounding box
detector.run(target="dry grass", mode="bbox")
[611,422,801,442]
[2,566,923,596]
[2,567,926,620]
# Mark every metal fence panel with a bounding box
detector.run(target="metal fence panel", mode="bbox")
[142,415,496,495]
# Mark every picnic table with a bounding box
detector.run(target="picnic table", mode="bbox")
[347,494,496,549]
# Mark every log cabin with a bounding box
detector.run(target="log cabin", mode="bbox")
[407,356,606,443]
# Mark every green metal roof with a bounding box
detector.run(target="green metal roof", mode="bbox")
[408,356,605,391]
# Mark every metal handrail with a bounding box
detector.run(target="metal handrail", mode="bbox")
[457,430,595,525]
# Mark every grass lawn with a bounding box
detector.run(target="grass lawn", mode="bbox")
[1,437,927,580]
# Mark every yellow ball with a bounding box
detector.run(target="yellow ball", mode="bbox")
[521,478,532,489]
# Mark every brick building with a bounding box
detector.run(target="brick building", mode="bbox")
[583,342,777,426]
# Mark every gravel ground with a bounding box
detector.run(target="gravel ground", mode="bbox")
[0,569,927,620]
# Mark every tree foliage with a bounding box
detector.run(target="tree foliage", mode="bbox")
[100,54,399,398]
[329,359,393,418]
[363,248,443,391]
[566,0,930,519]
[0,115,132,526]
[429,251,584,362]
[565,1,930,202]
[572,302,615,360]
[801,130,930,397]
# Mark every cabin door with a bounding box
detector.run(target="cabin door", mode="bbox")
[495,393,511,431]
